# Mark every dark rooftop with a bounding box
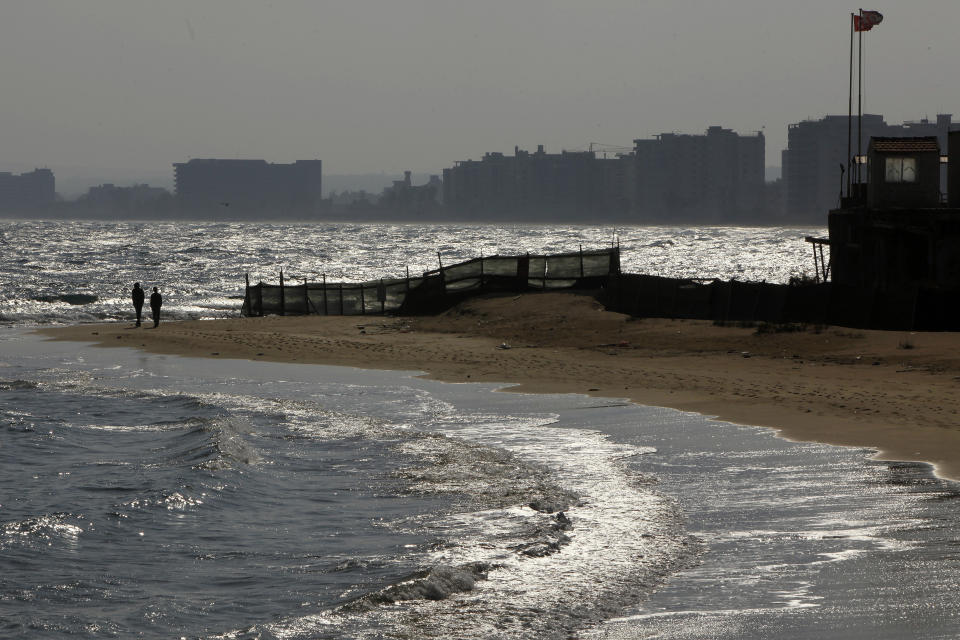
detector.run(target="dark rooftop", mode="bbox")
[868,136,940,153]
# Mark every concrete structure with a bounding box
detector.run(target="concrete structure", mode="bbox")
[0,168,55,211]
[632,126,765,223]
[951,130,960,209]
[172,159,322,216]
[865,137,941,210]
[827,134,960,329]
[783,114,952,222]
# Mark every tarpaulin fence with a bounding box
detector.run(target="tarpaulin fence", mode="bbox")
[600,274,830,324]
[241,247,620,317]
[601,274,960,330]
[826,284,960,331]
[242,275,424,317]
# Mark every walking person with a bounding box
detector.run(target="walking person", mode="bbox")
[131,282,145,327]
[150,287,163,328]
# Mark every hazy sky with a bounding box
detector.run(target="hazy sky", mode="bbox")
[1,1,957,189]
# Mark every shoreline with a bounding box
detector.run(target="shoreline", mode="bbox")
[35,291,960,482]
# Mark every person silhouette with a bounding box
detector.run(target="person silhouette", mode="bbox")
[131,282,145,327]
[150,287,163,328]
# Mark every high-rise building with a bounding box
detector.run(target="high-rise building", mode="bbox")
[172,159,322,216]
[442,145,632,220]
[78,183,172,216]
[443,131,764,222]
[783,114,952,222]
[0,168,55,211]
[632,127,765,223]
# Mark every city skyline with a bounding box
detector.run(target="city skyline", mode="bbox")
[2,110,950,200]
[3,1,958,193]
[2,112,953,225]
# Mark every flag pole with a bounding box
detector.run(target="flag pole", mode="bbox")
[847,13,854,198]
[857,8,863,186]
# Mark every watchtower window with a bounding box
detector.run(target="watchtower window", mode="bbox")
[885,156,917,183]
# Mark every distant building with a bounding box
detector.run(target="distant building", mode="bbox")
[632,126,765,223]
[763,178,784,221]
[595,155,635,215]
[78,183,172,216]
[0,168,55,211]
[329,189,376,207]
[783,114,952,222]
[379,171,442,215]
[172,159,322,216]
[442,145,633,220]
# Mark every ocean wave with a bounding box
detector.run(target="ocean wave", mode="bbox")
[379,422,699,638]
[644,239,676,248]
[244,391,701,639]
[33,294,99,305]
[4,336,702,638]
[392,431,581,514]
[118,488,206,513]
[342,562,492,612]
[1,373,230,433]
[159,416,262,470]
[0,379,40,391]
[1,514,84,550]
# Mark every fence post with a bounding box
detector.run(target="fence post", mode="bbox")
[279,270,286,316]
[243,273,251,316]
[615,271,621,312]
[437,252,446,298]
[339,282,344,315]
[360,283,366,315]
[304,278,309,315]
[517,253,529,292]
[379,278,386,314]
[479,251,485,292]
[579,244,584,277]
[257,279,264,317]
[724,281,733,323]
[321,274,328,316]
[751,284,763,322]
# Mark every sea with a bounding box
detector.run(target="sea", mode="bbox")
[2,219,959,639]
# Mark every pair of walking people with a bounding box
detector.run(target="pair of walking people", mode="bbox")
[131,283,162,327]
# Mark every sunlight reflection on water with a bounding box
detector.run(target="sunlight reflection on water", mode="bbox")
[0,220,824,325]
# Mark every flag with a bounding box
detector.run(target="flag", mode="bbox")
[854,10,883,32]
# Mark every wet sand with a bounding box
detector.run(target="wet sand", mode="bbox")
[38,292,960,481]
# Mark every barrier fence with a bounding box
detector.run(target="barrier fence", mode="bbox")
[240,245,959,330]
[241,246,620,317]
[599,275,960,330]
[598,274,831,325]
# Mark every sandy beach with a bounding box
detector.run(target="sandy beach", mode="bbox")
[38,291,960,481]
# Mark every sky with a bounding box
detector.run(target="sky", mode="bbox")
[1,1,957,194]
